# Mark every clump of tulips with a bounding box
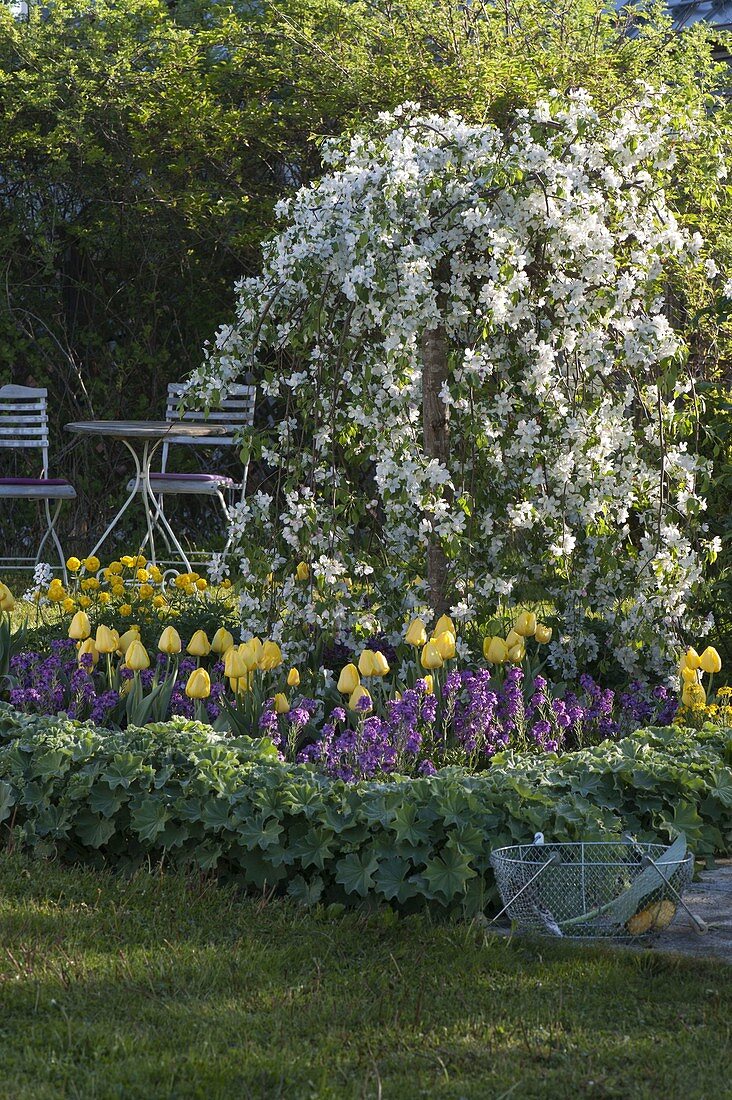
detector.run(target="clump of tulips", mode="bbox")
[481,611,552,667]
[678,644,722,709]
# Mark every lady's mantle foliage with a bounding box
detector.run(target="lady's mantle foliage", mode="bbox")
[1,705,730,913]
[187,90,720,676]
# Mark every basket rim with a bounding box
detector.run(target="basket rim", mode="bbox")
[490,840,692,868]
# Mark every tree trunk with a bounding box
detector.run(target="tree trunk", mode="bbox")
[421,259,451,616]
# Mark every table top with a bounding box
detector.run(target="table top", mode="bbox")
[65,420,230,441]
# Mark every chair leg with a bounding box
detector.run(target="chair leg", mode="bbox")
[37,498,68,584]
[215,489,234,559]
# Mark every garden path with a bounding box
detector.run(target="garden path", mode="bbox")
[646,859,732,964]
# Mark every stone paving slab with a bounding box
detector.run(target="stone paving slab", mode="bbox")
[643,860,732,963]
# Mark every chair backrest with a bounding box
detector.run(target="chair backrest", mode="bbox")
[0,384,49,474]
[160,382,256,472]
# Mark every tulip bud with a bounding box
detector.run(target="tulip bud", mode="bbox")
[211,627,234,655]
[507,642,526,664]
[358,649,378,677]
[535,624,553,645]
[185,668,211,699]
[699,646,722,675]
[77,637,100,666]
[295,561,310,581]
[434,630,456,661]
[682,681,706,708]
[273,692,290,714]
[259,640,283,671]
[420,642,443,670]
[505,629,522,649]
[405,618,428,647]
[117,627,141,657]
[0,585,14,612]
[95,624,117,654]
[684,647,701,670]
[187,630,211,657]
[349,684,372,712]
[371,650,390,677]
[423,674,434,695]
[158,626,182,654]
[126,640,150,671]
[337,663,360,694]
[242,637,263,670]
[226,645,250,679]
[68,611,91,641]
[514,612,537,638]
[681,665,698,685]
[433,614,455,637]
[484,636,508,663]
[287,667,300,687]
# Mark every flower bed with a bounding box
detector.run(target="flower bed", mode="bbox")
[1,705,730,914]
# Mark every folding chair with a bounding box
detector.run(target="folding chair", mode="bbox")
[0,384,76,581]
[127,382,255,563]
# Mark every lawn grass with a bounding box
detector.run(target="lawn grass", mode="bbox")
[0,854,729,1099]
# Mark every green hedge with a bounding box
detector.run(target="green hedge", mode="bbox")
[1,704,731,915]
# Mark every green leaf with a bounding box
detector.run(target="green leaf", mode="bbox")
[423,846,476,902]
[287,874,324,906]
[88,785,128,818]
[374,856,417,903]
[335,852,379,897]
[0,780,15,824]
[130,799,169,843]
[74,810,117,849]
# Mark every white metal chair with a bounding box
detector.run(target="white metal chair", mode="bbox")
[0,384,76,581]
[127,382,255,562]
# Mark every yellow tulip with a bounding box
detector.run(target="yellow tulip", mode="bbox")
[420,642,443,670]
[243,637,263,670]
[259,640,283,671]
[225,645,250,679]
[434,630,456,660]
[514,612,537,637]
[117,627,141,656]
[423,674,434,695]
[126,640,150,671]
[358,649,378,677]
[405,618,428,647]
[66,556,81,573]
[211,627,234,655]
[337,663,360,694]
[681,666,698,685]
[369,650,390,677]
[682,682,706,708]
[295,561,310,581]
[158,626,182,654]
[187,630,211,657]
[507,642,526,664]
[484,636,509,663]
[77,638,99,666]
[273,692,290,714]
[95,624,117,654]
[68,611,91,641]
[185,668,211,699]
[684,647,701,670]
[287,667,300,687]
[505,629,522,649]
[349,684,372,712]
[535,624,553,645]
[699,646,722,675]
[433,614,455,637]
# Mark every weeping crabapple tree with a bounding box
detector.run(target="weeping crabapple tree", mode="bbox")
[185,90,719,678]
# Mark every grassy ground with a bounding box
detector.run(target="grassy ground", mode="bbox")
[0,854,729,1100]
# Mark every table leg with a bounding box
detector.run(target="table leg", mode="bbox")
[85,440,144,562]
[140,438,192,572]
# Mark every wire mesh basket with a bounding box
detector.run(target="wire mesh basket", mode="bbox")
[490,839,694,939]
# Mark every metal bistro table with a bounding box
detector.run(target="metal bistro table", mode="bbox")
[65,420,230,571]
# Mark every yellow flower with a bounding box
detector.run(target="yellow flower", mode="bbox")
[185,668,211,699]
[273,692,290,714]
[0,583,14,612]
[225,645,249,679]
[149,565,163,584]
[187,630,211,657]
[514,611,537,637]
[505,629,522,649]
[484,636,508,663]
[349,684,372,712]
[196,578,207,591]
[62,597,76,613]
[81,576,100,591]
[433,614,455,637]
[79,595,92,609]
[111,583,125,598]
[682,682,706,708]
[684,647,701,670]
[420,642,443,670]
[423,674,434,695]
[507,642,526,664]
[295,561,310,581]
[184,582,196,597]
[82,556,100,574]
[230,671,252,694]
[126,640,150,671]
[434,630,456,661]
[47,584,66,603]
[405,618,428,647]
[681,666,698,685]
[134,555,147,568]
[68,611,91,641]
[66,557,81,573]
[337,663,360,694]
[211,627,234,655]
[158,626,182,654]
[152,595,165,609]
[120,555,135,568]
[95,624,117,654]
[77,638,99,666]
[699,646,722,675]
[136,568,149,583]
[117,627,141,656]
[221,578,232,590]
[174,573,188,589]
[119,603,132,617]
[535,624,553,645]
[358,649,378,677]
[97,591,111,605]
[259,640,283,671]
[107,561,123,575]
[287,668,300,688]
